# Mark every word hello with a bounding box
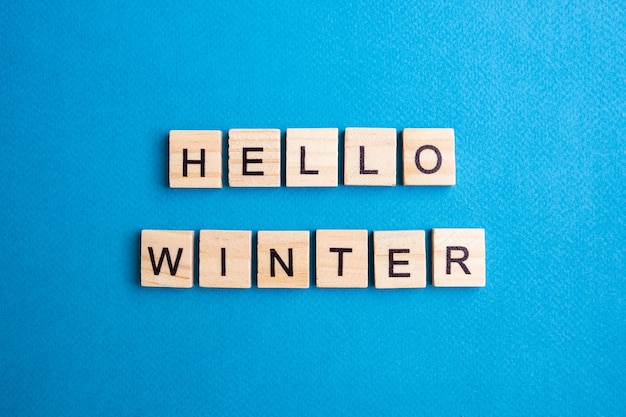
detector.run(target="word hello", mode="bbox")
[140,228,486,289]
[169,127,456,188]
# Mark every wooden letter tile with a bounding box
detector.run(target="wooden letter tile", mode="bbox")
[257,231,310,288]
[199,230,251,288]
[432,228,485,287]
[169,130,222,188]
[315,229,369,288]
[374,230,426,289]
[141,230,194,288]
[228,129,280,187]
[286,128,338,187]
[344,128,396,186]
[402,128,456,185]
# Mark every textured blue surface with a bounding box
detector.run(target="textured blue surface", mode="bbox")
[1,1,625,415]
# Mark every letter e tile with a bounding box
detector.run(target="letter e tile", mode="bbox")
[374,230,426,289]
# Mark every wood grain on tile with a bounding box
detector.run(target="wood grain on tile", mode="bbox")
[257,231,310,288]
[199,230,251,288]
[169,130,222,188]
[315,229,369,287]
[344,128,397,186]
[402,128,455,186]
[141,230,194,288]
[286,128,338,187]
[228,129,281,187]
[374,230,426,289]
[432,228,485,287]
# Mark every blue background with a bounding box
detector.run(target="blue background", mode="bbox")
[1,1,624,415]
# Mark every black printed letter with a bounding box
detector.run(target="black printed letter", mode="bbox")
[446,246,470,274]
[270,248,293,277]
[243,147,264,175]
[148,247,183,276]
[359,146,378,175]
[415,145,442,174]
[300,146,319,175]
[389,249,410,277]
[183,149,205,177]
[329,248,353,276]
[220,247,226,276]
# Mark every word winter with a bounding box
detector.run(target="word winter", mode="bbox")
[169,128,456,188]
[140,229,486,289]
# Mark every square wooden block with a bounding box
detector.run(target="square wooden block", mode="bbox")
[286,128,338,187]
[432,228,485,287]
[141,230,194,288]
[315,229,369,288]
[402,128,456,186]
[169,130,222,188]
[199,230,251,288]
[257,231,310,288]
[228,129,280,187]
[344,128,397,186]
[374,230,426,289]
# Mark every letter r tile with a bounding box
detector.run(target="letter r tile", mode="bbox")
[432,228,485,287]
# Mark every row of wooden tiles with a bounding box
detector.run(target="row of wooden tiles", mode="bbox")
[170,128,455,188]
[141,229,485,289]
